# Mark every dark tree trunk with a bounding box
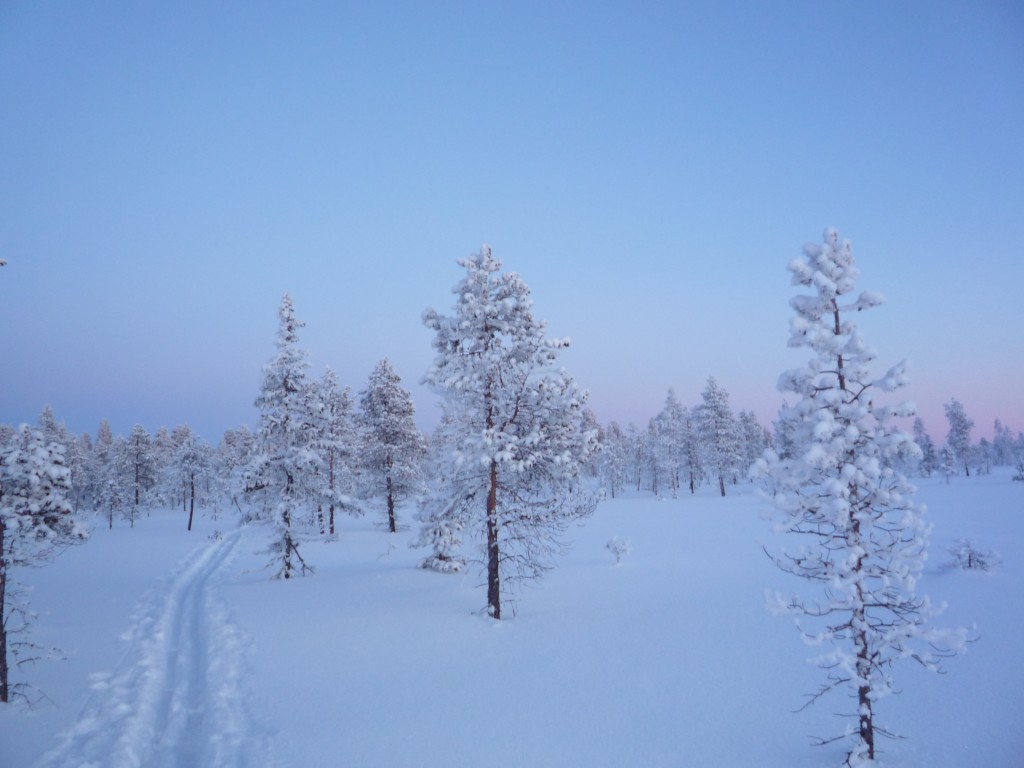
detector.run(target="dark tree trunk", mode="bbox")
[718,474,726,497]
[282,505,293,578]
[486,458,500,619]
[0,522,8,703]
[386,475,396,533]
[328,448,336,536]
[187,475,195,531]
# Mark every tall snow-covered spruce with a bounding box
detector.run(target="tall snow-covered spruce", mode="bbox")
[0,424,88,703]
[246,294,322,579]
[753,229,966,766]
[417,247,598,619]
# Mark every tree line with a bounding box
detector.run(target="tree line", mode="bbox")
[3,234,1022,765]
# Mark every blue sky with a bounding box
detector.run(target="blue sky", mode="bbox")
[2,1,1022,444]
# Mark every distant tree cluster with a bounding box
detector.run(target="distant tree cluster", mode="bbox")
[907,404,1023,481]
[596,381,770,499]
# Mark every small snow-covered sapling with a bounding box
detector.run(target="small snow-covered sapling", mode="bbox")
[606,537,632,564]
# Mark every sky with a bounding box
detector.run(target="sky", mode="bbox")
[1,1,1022,444]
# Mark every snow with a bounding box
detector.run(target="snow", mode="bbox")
[2,472,1022,767]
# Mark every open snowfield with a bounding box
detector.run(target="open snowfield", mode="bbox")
[2,471,1021,767]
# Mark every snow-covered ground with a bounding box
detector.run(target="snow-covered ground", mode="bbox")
[2,471,1021,767]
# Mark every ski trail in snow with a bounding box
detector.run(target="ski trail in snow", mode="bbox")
[36,530,276,768]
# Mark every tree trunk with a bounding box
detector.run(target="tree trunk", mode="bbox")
[855,604,875,761]
[282,505,293,579]
[849,476,874,762]
[328,448,336,536]
[486,458,500,619]
[282,471,295,578]
[719,473,726,497]
[0,523,8,703]
[187,475,195,531]
[386,475,396,533]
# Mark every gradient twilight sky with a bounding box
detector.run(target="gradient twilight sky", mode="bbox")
[2,2,1022,444]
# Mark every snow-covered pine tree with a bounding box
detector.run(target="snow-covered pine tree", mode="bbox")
[992,419,1016,466]
[654,389,687,497]
[696,376,741,496]
[943,398,974,477]
[173,433,213,531]
[217,425,255,517]
[598,421,631,499]
[680,409,703,494]
[0,424,88,703]
[36,408,87,512]
[911,417,938,477]
[36,406,66,451]
[737,409,769,479]
[125,424,156,525]
[644,419,663,496]
[315,368,360,537]
[91,420,129,530]
[417,247,598,619]
[358,359,425,533]
[754,228,966,766]
[247,294,322,579]
[412,414,467,572]
[772,410,797,461]
[168,425,195,512]
[625,423,646,492]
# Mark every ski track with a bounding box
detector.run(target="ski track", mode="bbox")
[36,529,275,768]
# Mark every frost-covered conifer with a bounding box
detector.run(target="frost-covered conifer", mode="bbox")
[598,421,631,499]
[991,419,1016,466]
[680,409,703,494]
[911,417,938,477]
[417,247,598,618]
[737,409,769,478]
[358,359,425,533]
[943,398,974,477]
[754,228,965,766]
[91,420,128,529]
[173,434,213,531]
[217,425,255,515]
[36,408,87,512]
[247,294,322,579]
[696,377,740,496]
[643,419,663,496]
[0,425,88,702]
[315,368,361,537]
[654,389,687,497]
[412,415,467,572]
[125,424,156,525]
